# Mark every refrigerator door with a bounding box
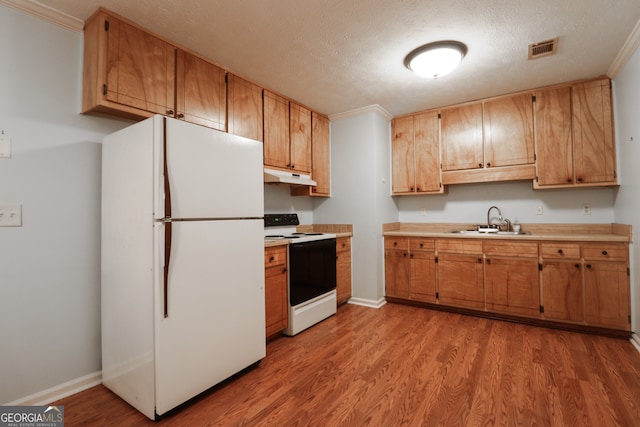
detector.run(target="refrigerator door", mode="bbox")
[155,117,264,220]
[154,219,266,416]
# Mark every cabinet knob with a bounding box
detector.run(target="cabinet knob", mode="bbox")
[416,187,420,191]
[177,113,184,119]
[486,162,491,167]
[602,250,608,256]
[558,249,564,255]
[577,177,583,182]
[419,243,424,248]
[477,258,482,263]
[403,253,407,257]
[586,264,592,269]
[290,164,295,169]
[410,254,414,258]
[567,178,573,183]
[575,264,581,269]
[269,256,274,262]
[167,109,174,115]
[393,242,397,246]
[486,258,491,264]
[478,163,483,168]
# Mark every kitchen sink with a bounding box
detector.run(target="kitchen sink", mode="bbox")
[448,230,530,236]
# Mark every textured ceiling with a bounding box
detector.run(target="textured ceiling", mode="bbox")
[18,0,640,117]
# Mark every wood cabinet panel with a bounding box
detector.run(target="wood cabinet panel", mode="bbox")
[441,104,484,171]
[100,13,175,116]
[414,111,441,192]
[437,239,483,254]
[336,237,352,304]
[410,239,435,252]
[437,253,484,309]
[391,116,415,193]
[485,257,539,317]
[584,262,630,330]
[483,241,537,258]
[385,249,410,298]
[534,86,573,185]
[227,74,264,141]
[410,251,436,303]
[540,242,581,259]
[289,102,312,173]
[541,261,583,322]
[572,79,616,184]
[385,238,409,251]
[263,90,290,170]
[483,94,534,168]
[310,112,331,196]
[176,50,226,130]
[583,243,628,262]
[264,246,288,338]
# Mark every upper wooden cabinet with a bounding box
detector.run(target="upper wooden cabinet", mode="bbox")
[264,91,312,174]
[175,50,226,131]
[440,103,483,171]
[227,74,264,142]
[391,111,442,194]
[311,112,331,196]
[535,78,616,188]
[483,94,534,168]
[83,10,176,119]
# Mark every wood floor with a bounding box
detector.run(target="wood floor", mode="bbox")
[54,303,640,426]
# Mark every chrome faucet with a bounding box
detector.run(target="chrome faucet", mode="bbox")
[487,206,502,228]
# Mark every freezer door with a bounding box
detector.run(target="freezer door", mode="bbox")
[154,219,265,415]
[156,117,264,220]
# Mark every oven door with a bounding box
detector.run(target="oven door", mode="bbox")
[288,238,337,306]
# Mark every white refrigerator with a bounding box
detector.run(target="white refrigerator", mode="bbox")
[101,115,266,420]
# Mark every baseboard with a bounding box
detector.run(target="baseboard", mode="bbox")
[347,297,387,309]
[631,333,640,353]
[4,371,102,406]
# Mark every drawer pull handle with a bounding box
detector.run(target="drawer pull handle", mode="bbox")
[602,250,608,256]
[269,256,274,262]
[558,249,564,255]
[420,243,424,248]
[575,264,580,269]
[586,264,592,269]
[477,258,482,263]
[393,242,397,246]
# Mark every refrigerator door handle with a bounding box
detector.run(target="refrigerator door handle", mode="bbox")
[163,219,172,318]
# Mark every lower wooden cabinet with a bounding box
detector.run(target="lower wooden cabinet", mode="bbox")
[384,236,631,334]
[264,246,288,338]
[336,237,352,304]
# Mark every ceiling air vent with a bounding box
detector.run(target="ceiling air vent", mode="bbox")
[528,38,558,60]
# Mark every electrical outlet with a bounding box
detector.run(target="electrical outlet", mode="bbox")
[0,133,10,158]
[0,204,22,226]
[536,205,543,215]
[582,203,591,215]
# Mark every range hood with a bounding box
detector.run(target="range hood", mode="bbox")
[264,167,316,186]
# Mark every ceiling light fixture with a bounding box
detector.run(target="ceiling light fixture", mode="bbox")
[404,41,468,79]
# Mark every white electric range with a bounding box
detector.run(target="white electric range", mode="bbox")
[264,213,337,336]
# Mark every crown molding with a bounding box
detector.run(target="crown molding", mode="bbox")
[609,17,640,78]
[0,0,84,31]
[329,104,393,122]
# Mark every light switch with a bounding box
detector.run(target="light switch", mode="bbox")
[0,134,11,158]
[0,204,22,226]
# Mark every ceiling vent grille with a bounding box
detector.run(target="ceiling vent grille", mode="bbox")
[528,38,558,60]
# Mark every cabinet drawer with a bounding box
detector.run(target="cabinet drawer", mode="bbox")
[437,239,483,254]
[336,237,351,252]
[410,238,435,252]
[385,237,409,250]
[540,243,581,259]
[264,246,287,267]
[583,243,628,262]
[484,241,538,258]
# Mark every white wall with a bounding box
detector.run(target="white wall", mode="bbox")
[398,181,615,224]
[313,107,398,303]
[612,45,640,334]
[0,5,130,404]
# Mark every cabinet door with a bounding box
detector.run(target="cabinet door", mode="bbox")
[534,87,573,186]
[483,94,534,168]
[485,257,540,317]
[289,102,312,173]
[263,90,290,169]
[391,116,416,193]
[414,111,441,192]
[336,238,352,304]
[105,16,175,115]
[437,253,484,309]
[572,79,616,184]
[227,74,263,141]
[441,104,483,171]
[175,50,226,131]
[541,261,583,322]
[410,251,436,302]
[584,262,630,330]
[385,250,410,298]
[265,265,288,337]
[310,113,331,196]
